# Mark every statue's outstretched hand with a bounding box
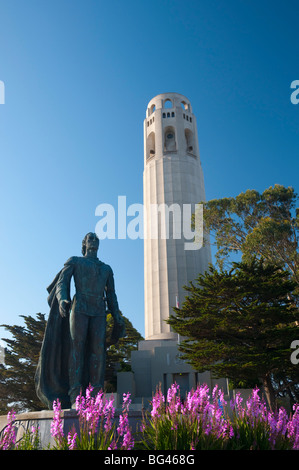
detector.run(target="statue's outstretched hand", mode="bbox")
[59,300,71,318]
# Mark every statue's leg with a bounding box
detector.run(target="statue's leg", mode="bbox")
[69,310,89,404]
[88,314,106,395]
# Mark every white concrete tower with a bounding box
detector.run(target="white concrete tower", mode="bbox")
[143,92,212,341]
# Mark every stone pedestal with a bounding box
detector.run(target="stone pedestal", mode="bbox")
[0,405,143,449]
[0,409,78,448]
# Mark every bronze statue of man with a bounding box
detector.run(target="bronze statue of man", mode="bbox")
[35,233,125,409]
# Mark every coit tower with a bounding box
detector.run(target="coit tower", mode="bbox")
[143,92,212,341]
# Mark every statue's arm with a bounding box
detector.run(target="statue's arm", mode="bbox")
[56,257,75,317]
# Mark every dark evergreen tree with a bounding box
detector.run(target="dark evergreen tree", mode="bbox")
[105,313,143,392]
[0,312,143,413]
[0,313,46,413]
[168,258,299,411]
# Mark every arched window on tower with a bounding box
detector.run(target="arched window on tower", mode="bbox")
[147,132,156,160]
[150,104,156,115]
[164,126,176,152]
[164,99,173,109]
[185,128,195,154]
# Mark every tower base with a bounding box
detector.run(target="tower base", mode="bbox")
[117,339,229,408]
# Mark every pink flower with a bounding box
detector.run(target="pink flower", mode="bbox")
[51,399,64,445]
[117,392,134,449]
[67,430,77,450]
[151,388,165,419]
[0,410,16,450]
[287,404,299,450]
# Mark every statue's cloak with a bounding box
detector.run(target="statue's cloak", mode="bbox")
[35,272,72,410]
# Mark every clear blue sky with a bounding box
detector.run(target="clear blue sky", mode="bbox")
[0,0,298,343]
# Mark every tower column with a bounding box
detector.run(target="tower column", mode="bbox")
[117,93,228,406]
[143,93,211,341]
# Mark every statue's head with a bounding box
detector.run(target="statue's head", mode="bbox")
[82,232,100,256]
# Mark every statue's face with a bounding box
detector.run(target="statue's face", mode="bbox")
[85,232,99,253]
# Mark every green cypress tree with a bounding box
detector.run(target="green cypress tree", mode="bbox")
[168,258,299,411]
[0,313,46,413]
[0,312,143,413]
[105,313,143,392]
